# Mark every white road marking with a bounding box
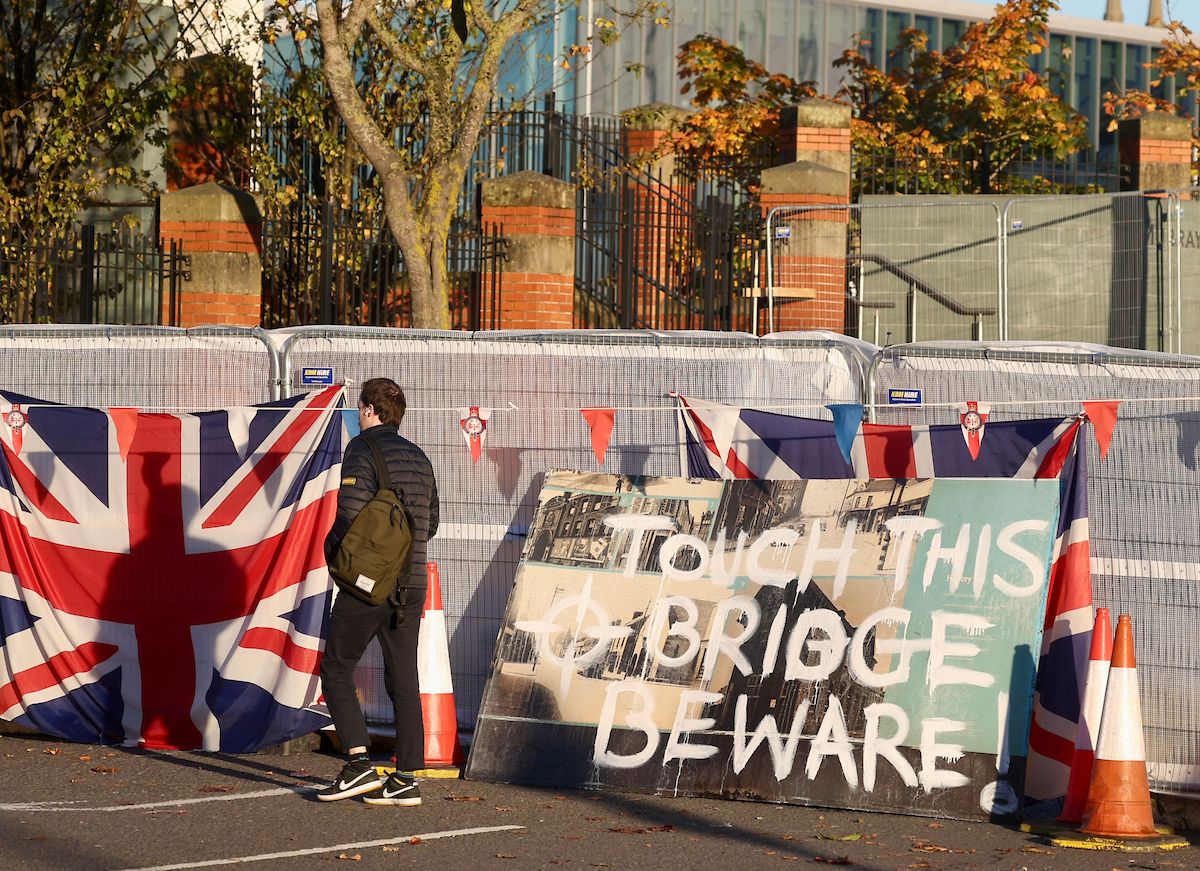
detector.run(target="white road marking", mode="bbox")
[115,825,525,870]
[0,786,309,812]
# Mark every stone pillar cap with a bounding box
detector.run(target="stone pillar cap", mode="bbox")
[621,103,692,131]
[481,172,575,209]
[761,161,849,197]
[159,182,262,224]
[780,99,852,130]
[1119,111,1192,141]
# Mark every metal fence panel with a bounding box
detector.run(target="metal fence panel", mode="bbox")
[0,326,275,408]
[1169,189,1200,356]
[768,200,1003,343]
[280,328,872,730]
[1002,193,1164,348]
[867,341,1200,795]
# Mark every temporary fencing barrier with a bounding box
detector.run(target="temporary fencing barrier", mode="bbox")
[5,324,1200,800]
[0,325,276,409]
[766,190,1200,355]
[868,340,1200,795]
[279,327,873,732]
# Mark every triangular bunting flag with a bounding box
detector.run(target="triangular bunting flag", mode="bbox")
[827,403,864,466]
[2,402,27,454]
[1083,400,1120,459]
[109,407,140,462]
[958,401,991,460]
[459,406,490,464]
[580,408,616,466]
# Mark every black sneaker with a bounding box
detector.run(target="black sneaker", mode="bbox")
[317,758,384,802]
[363,773,421,807]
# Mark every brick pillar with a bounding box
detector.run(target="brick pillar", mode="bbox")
[1119,112,1194,191]
[480,172,575,329]
[158,182,262,327]
[759,98,852,333]
[621,104,695,327]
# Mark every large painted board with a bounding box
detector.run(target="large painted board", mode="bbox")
[466,472,1061,820]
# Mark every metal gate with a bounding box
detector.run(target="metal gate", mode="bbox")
[0,224,189,326]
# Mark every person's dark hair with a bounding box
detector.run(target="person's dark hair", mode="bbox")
[360,378,406,426]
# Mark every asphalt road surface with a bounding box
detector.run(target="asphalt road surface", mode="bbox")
[0,733,1196,871]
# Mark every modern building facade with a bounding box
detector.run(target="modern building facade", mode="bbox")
[513,0,1197,161]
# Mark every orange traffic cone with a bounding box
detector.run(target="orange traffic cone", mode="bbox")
[1078,614,1157,838]
[1057,608,1112,825]
[416,561,464,772]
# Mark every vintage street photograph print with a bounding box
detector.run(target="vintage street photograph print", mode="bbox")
[467,472,1061,820]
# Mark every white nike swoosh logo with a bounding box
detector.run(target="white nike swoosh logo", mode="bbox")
[337,775,371,790]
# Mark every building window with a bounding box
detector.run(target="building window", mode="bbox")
[862,8,883,67]
[885,11,912,74]
[1049,33,1072,102]
[1074,36,1096,148]
[941,18,966,51]
[1125,43,1147,91]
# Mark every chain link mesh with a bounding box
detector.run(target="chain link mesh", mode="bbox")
[870,341,1200,794]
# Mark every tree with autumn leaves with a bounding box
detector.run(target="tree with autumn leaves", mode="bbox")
[670,0,1090,193]
[308,0,666,329]
[837,0,1088,192]
[1104,21,1199,179]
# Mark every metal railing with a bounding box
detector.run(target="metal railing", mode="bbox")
[0,224,189,326]
[260,202,506,329]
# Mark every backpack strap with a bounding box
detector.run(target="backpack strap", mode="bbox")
[363,437,394,494]
[362,436,408,614]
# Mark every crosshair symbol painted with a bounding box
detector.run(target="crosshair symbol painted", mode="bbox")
[514,574,632,699]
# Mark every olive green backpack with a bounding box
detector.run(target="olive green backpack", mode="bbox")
[328,438,413,606]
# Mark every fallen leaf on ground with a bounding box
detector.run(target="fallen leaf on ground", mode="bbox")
[816,833,861,841]
[90,766,118,774]
[494,806,512,812]
[908,862,934,869]
[927,823,943,829]
[408,837,422,845]
[445,794,483,802]
[198,785,234,793]
[382,846,400,852]
[607,824,675,834]
[782,834,795,840]
[812,857,849,865]
[77,755,91,761]
[909,840,952,853]
[495,853,516,859]
[43,748,61,756]
[336,853,360,861]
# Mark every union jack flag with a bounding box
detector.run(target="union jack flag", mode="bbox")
[676,395,1093,801]
[0,386,345,751]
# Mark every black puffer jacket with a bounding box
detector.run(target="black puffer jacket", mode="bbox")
[324,423,439,590]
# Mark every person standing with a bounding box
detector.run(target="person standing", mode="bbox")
[317,378,439,806]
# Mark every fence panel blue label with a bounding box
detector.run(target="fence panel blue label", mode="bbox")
[888,388,922,405]
[301,367,335,386]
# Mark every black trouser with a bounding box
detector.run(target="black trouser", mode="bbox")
[320,585,425,771]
